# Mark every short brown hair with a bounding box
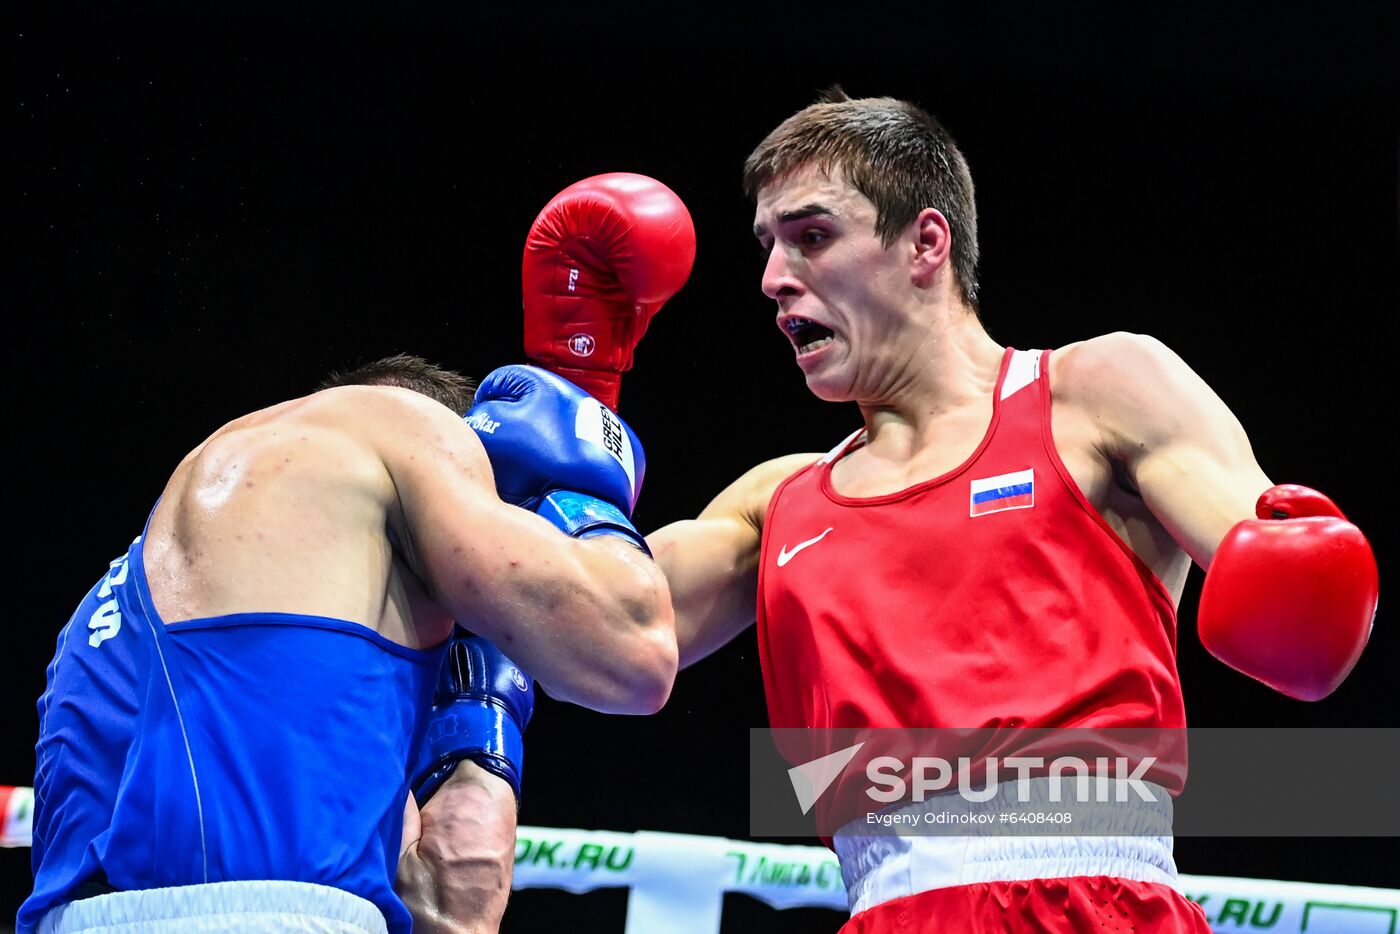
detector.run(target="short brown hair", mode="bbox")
[318,353,478,415]
[743,88,980,306]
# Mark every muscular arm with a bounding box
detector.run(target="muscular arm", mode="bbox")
[648,454,820,669]
[1057,332,1273,567]
[397,763,516,934]
[360,388,676,715]
[1063,333,1376,700]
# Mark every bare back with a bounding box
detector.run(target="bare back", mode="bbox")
[142,387,451,649]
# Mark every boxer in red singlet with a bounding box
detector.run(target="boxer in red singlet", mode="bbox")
[647,89,1377,932]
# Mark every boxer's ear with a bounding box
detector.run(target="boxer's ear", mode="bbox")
[910,208,952,289]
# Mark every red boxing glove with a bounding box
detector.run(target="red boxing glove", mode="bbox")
[1197,484,1378,701]
[522,173,696,412]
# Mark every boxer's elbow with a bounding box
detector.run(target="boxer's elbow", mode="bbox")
[597,624,678,715]
[543,630,676,715]
[569,558,678,714]
[599,566,678,714]
[629,611,680,713]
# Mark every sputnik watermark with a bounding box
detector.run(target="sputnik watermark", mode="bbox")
[787,743,1158,815]
[865,755,1159,804]
[756,728,1400,837]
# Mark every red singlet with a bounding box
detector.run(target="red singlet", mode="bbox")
[757,347,1186,733]
[757,349,1209,930]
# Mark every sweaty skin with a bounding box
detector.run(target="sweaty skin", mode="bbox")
[140,384,677,932]
[143,384,677,711]
[649,166,1273,669]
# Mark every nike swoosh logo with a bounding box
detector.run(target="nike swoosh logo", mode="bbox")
[776,527,834,567]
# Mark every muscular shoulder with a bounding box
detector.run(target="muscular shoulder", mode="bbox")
[306,384,468,432]
[193,386,491,506]
[1052,332,1182,402]
[306,384,485,459]
[701,453,823,530]
[1051,332,1206,455]
[745,452,825,494]
[183,388,421,491]
[303,385,495,504]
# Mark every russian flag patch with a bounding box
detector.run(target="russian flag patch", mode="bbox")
[969,468,1035,517]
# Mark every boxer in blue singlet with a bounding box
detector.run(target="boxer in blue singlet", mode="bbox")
[21,355,676,934]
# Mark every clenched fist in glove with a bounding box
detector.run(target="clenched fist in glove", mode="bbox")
[522,173,696,411]
[1198,484,1378,701]
[466,365,648,552]
[411,630,534,803]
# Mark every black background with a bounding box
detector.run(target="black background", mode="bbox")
[8,2,1399,930]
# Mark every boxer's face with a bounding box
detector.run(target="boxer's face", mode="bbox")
[754,166,922,403]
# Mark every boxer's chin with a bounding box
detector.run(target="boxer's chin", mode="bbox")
[795,338,852,401]
[801,367,858,403]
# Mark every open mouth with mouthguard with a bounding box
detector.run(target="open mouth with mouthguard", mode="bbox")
[781,316,836,354]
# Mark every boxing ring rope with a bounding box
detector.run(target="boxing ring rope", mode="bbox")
[4,787,1397,933]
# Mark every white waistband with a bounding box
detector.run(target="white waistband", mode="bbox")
[37,880,389,934]
[833,777,1179,916]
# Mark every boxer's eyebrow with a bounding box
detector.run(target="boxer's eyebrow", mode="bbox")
[780,204,836,223]
[753,203,836,238]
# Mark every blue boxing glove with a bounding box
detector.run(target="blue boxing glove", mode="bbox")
[465,365,649,552]
[411,629,535,803]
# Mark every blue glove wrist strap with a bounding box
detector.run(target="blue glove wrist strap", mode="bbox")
[413,697,524,802]
[537,490,652,557]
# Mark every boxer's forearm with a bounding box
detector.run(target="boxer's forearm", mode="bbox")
[398,763,517,934]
